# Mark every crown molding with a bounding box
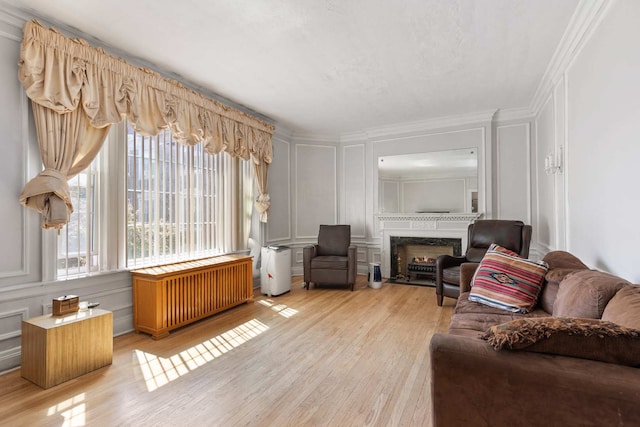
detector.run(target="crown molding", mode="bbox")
[493,107,535,123]
[290,133,340,144]
[292,109,498,144]
[529,0,613,114]
[340,131,368,144]
[362,109,497,141]
[272,125,294,141]
[0,4,30,29]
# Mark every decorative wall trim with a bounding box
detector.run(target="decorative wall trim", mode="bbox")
[530,0,612,114]
[294,144,337,239]
[0,103,30,280]
[0,347,21,374]
[0,308,28,341]
[343,144,366,239]
[354,109,497,142]
[0,7,28,29]
[375,213,482,223]
[267,136,291,242]
[495,122,532,224]
[494,107,534,123]
[0,27,30,280]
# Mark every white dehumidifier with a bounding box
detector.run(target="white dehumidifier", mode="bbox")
[260,245,292,297]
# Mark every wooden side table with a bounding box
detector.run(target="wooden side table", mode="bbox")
[21,308,113,389]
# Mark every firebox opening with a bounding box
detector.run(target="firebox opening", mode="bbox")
[389,236,462,286]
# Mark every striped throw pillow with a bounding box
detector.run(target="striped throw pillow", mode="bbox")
[469,243,549,313]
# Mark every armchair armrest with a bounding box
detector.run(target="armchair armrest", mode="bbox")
[459,262,480,293]
[347,245,357,285]
[303,245,317,283]
[435,254,467,270]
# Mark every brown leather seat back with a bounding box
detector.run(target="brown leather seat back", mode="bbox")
[466,220,528,262]
[317,225,351,256]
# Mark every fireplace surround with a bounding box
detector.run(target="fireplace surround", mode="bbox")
[376,212,481,279]
[390,236,462,282]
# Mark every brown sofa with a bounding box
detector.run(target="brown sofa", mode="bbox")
[430,250,640,427]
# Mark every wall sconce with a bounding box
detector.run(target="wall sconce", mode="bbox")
[544,146,563,175]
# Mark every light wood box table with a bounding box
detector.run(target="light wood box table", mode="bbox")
[21,308,113,389]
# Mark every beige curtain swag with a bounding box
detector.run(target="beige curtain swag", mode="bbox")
[18,20,274,229]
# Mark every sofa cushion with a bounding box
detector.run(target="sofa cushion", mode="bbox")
[539,281,559,315]
[542,251,589,270]
[538,252,590,314]
[482,317,640,367]
[553,270,629,319]
[602,285,640,329]
[468,244,548,313]
[540,268,588,314]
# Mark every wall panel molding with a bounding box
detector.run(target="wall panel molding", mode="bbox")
[0,308,28,341]
[495,122,531,224]
[267,137,291,242]
[0,24,31,281]
[294,144,337,239]
[343,144,366,238]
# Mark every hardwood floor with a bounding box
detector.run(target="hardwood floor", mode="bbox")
[0,276,454,427]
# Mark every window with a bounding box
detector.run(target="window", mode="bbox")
[55,122,255,279]
[56,155,101,278]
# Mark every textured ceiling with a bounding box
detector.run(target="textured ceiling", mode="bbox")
[2,0,579,135]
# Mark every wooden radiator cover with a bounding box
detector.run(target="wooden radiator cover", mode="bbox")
[130,254,253,339]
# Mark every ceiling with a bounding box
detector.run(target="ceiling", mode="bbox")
[2,0,580,135]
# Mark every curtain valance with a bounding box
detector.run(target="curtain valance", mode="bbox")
[18,20,274,228]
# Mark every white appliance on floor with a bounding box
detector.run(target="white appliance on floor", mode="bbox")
[260,245,292,297]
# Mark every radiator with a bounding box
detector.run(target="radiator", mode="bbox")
[130,254,253,339]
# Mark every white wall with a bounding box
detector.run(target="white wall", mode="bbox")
[532,0,640,281]
[274,117,500,276]
[495,123,531,225]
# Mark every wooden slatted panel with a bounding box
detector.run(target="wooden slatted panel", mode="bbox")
[163,258,252,329]
[131,254,253,339]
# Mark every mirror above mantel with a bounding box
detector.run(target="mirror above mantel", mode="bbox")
[377,148,479,214]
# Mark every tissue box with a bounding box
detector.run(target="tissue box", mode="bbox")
[52,295,79,316]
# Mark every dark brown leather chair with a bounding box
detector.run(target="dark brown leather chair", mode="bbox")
[303,225,357,291]
[435,220,532,306]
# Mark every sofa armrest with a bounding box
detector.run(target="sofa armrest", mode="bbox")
[459,262,480,293]
[430,333,640,427]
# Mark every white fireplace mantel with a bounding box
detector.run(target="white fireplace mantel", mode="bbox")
[376,213,482,278]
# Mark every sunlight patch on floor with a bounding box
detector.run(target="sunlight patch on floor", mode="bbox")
[47,393,86,426]
[134,319,269,392]
[257,298,299,318]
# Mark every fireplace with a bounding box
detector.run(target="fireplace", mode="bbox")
[389,236,462,284]
[376,212,481,280]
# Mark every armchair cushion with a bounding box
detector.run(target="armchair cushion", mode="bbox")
[469,244,548,313]
[311,256,349,270]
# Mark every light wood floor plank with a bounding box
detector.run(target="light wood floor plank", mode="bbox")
[0,275,454,427]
